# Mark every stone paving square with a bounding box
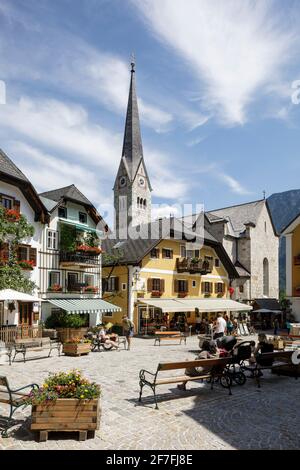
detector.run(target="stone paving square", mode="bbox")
[0,336,299,450]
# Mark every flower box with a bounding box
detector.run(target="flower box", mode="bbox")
[84,286,99,294]
[76,245,101,255]
[28,371,101,442]
[47,284,63,292]
[18,260,35,270]
[31,398,100,441]
[63,342,91,356]
[5,209,20,222]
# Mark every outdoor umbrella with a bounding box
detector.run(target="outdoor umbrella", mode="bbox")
[0,289,41,302]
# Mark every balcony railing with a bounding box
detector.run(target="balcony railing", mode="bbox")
[176,258,213,274]
[59,251,100,266]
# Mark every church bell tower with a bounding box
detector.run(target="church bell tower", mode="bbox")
[113,57,152,236]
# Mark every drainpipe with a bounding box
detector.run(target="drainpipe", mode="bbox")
[127,265,134,322]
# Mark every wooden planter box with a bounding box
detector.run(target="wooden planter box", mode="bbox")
[63,342,91,356]
[56,327,88,343]
[31,398,100,441]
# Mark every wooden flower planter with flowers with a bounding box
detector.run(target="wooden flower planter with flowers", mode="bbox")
[29,370,101,442]
[31,398,100,441]
[63,342,91,356]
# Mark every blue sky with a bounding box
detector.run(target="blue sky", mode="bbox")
[1,0,300,222]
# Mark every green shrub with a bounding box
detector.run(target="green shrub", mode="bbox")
[45,311,89,329]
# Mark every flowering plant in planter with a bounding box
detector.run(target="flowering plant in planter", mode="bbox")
[18,259,35,270]
[25,370,100,405]
[5,208,20,221]
[76,244,101,255]
[64,337,91,344]
[47,284,63,292]
[84,286,99,293]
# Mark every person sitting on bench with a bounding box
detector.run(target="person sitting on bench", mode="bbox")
[178,340,218,390]
[98,326,120,350]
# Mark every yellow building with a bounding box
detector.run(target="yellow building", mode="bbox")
[102,219,253,333]
[283,213,300,321]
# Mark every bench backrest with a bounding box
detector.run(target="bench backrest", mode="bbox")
[14,338,40,345]
[40,337,50,345]
[158,357,230,372]
[155,331,180,336]
[258,350,292,365]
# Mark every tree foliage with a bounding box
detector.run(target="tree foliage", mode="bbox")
[0,207,36,293]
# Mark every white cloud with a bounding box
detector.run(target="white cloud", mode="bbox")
[0,96,121,173]
[216,173,252,195]
[133,0,298,125]
[0,96,189,205]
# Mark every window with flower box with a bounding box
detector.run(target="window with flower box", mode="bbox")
[201,282,213,295]
[147,278,165,295]
[215,282,224,294]
[48,271,61,289]
[17,245,37,267]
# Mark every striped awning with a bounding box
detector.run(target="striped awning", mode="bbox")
[139,298,252,313]
[48,298,121,314]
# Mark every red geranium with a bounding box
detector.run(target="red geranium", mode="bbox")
[5,209,20,221]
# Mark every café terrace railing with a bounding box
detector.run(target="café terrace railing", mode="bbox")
[0,325,42,344]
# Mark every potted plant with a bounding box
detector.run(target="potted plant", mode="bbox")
[27,370,100,441]
[84,286,99,294]
[47,284,63,292]
[5,208,21,222]
[190,257,200,265]
[63,337,92,356]
[76,244,101,255]
[18,259,35,270]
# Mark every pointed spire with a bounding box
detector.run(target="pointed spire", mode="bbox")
[121,55,144,180]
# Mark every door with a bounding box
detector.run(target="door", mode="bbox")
[67,272,79,291]
[19,302,33,327]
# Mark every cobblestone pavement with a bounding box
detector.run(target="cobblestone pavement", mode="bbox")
[0,336,299,450]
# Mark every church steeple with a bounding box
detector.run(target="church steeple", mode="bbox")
[121,54,144,181]
[114,56,152,235]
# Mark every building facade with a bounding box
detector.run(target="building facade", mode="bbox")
[39,185,112,327]
[204,200,279,304]
[282,212,300,321]
[102,223,248,333]
[0,149,48,327]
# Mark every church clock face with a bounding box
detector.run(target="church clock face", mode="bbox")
[138,176,145,187]
[119,176,127,188]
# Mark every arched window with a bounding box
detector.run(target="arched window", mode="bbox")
[143,199,147,208]
[137,197,140,207]
[263,258,269,297]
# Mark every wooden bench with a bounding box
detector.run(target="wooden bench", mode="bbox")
[138,357,232,409]
[0,375,39,437]
[0,341,12,366]
[12,337,61,363]
[154,331,187,346]
[249,350,299,387]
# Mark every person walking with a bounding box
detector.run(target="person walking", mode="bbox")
[273,317,279,336]
[122,315,135,350]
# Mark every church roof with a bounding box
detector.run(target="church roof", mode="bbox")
[121,60,144,181]
[208,200,266,235]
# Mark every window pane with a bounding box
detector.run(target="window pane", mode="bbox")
[79,212,87,224]
[49,272,60,287]
[180,245,186,257]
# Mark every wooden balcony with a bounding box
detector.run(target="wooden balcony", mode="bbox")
[59,251,100,267]
[176,258,213,274]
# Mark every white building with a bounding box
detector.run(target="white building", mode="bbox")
[0,148,48,327]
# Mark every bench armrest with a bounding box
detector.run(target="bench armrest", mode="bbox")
[139,369,157,383]
[11,383,39,393]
